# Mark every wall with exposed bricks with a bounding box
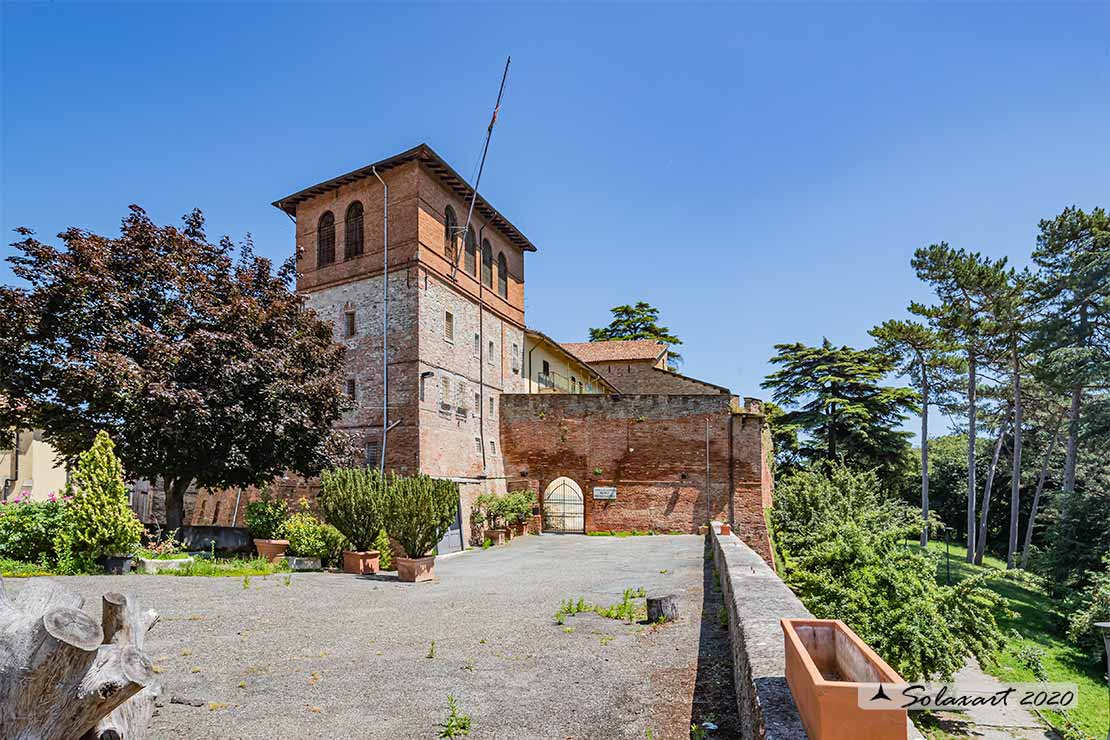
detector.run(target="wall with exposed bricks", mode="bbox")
[591,361,730,395]
[499,394,774,563]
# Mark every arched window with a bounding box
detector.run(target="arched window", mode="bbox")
[464,227,477,276]
[481,239,493,289]
[496,252,508,299]
[344,201,364,259]
[443,205,457,262]
[317,211,336,267]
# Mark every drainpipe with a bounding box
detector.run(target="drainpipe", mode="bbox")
[371,166,389,473]
[705,417,711,527]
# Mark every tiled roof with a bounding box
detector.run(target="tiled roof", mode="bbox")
[525,329,621,392]
[559,339,667,364]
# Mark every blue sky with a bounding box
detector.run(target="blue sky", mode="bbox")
[3,2,1108,435]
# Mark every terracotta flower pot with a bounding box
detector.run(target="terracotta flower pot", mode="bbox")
[342,550,381,575]
[719,523,732,536]
[396,555,435,583]
[487,528,507,546]
[254,538,289,563]
[781,618,907,740]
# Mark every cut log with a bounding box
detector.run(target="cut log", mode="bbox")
[0,575,160,740]
[647,593,679,624]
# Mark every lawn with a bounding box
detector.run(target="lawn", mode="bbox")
[912,539,1109,740]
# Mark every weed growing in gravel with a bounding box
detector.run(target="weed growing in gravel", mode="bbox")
[482,538,492,549]
[437,695,471,738]
[717,607,728,628]
[599,635,614,646]
[563,626,575,634]
[553,587,648,624]
[283,574,292,587]
[242,575,250,590]
[426,640,436,659]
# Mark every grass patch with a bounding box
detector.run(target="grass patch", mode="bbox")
[0,557,55,577]
[555,587,648,624]
[145,556,288,577]
[912,539,1108,740]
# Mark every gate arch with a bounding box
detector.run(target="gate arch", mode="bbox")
[542,477,584,534]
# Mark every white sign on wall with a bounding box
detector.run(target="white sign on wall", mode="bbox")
[593,486,617,500]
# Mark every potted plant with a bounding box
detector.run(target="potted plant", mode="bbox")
[53,431,144,575]
[244,490,289,562]
[319,467,385,574]
[508,491,536,538]
[476,493,507,546]
[136,528,194,574]
[383,473,459,582]
[278,499,328,571]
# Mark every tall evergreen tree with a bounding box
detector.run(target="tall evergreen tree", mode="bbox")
[1030,206,1110,498]
[911,244,1008,561]
[869,319,962,546]
[761,339,917,485]
[588,301,683,366]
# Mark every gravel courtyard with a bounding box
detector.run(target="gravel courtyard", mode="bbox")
[13,534,724,740]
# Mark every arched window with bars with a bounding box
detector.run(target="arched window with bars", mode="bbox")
[317,211,336,267]
[497,252,508,299]
[464,227,477,276]
[443,205,458,262]
[344,201,364,259]
[481,239,493,289]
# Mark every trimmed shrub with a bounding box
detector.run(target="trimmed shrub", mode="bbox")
[373,528,392,571]
[319,523,348,568]
[244,490,288,540]
[319,467,386,552]
[54,431,144,574]
[0,496,65,565]
[279,500,329,559]
[382,474,459,559]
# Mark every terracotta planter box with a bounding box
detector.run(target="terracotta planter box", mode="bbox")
[396,556,435,583]
[254,538,289,563]
[781,618,907,740]
[719,523,732,536]
[487,528,508,546]
[342,550,380,575]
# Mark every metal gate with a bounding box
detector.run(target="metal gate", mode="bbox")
[543,477,584,533]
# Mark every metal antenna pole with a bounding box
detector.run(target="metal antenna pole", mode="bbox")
[451,56,511,282]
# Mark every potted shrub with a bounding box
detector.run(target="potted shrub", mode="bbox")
[383,473,459,582]
[278,499,329,571]
[136,528,194,574]
[508,491,535,538]
[479,493,508,545]
[244,491,289,562]
[319,467,386,574]
[54,431,144,574]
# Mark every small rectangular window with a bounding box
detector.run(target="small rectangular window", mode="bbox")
[542,360,550,375]
[489,440,497,455]
[474,392,480,413]
[511,343,520,373]
[488,340,495,365]
[441,376,451,405]
[344,310,356,338]
[489,397,495,415]
[474,437,482,453]
[473,333,480,355]
[444,311,454,342]
[457,381,467,408]
[345,378,357,400]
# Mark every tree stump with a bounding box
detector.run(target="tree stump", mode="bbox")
[647,593,679,624]
[0,576,160,740]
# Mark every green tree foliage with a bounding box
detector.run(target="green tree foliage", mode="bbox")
[319,467,386,552]
[870,319,962,545]
[1066,552,1110,664]
[382,474,459,559]
[761,339,917,486]
[243,491,289,540]
[771,464,1006,681]
[588,301,683,366]
[1031,206,1110,497]
[55,430,145,573]
[0,206,348,531]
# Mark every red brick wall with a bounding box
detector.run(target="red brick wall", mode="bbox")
[498,394,774,563]
[591,361,729,395]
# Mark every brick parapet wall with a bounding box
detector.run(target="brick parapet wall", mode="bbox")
[499,394,773,563]
[590,361,729,395]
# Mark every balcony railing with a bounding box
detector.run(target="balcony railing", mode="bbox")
[535,371,596,394]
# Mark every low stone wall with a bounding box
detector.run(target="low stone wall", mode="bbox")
[711,523,811,740]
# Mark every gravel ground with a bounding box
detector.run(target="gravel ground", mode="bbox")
[11,534,713,740]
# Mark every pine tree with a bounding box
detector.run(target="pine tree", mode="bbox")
[588,301,683,366]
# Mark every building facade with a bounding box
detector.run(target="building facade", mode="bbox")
[523,329,616,394]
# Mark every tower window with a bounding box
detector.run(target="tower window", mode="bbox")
[444,206,458,262]
[344,201,364,259]
[345,377,357,400]
[481,239,493,288]
[488,340,495,364]
[497,252,508,299]
[465,226,477,276]
[444,311,454,342]
[344,310,357,338]
[317,211,336,267]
